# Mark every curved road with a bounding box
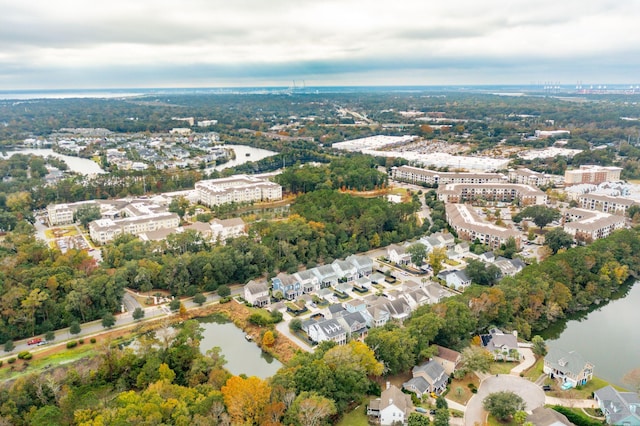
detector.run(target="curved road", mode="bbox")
[465,374,545,426]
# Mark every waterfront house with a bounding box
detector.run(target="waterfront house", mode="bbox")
[544,347,594,388]
[243,280,270,307]
[307,318,347,345]
[594,386,640,426]
[480,328,521,361]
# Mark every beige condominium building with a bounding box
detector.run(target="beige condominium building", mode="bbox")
[89,211,180,244]
[564,165,622,186]
[391,165,506,186]
[437,183,547,206]
[563,208,626,242]
[195,175,282,207]
[445,203,521,249]
[577,193,640,216]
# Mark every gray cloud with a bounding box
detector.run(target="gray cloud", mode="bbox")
[0,0,638,89]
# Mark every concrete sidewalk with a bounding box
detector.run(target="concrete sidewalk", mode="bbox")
[545,396,597,408]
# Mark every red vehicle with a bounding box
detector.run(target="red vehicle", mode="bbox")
[27,338,42,345]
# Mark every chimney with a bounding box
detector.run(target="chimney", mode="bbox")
[386,381,390,390]
[389,399,393,406]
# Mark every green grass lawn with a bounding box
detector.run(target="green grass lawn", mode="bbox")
[489,361,518,375]
[336,399,370,426]
[487,414,518,425]
[523,356,544,381]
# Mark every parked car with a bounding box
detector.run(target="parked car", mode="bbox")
[27,338,42,345]
[415,407,427,414]
[542,385,552,391]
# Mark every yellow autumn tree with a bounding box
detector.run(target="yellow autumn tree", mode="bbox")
[221,375,271,425]
[262,330,275,347]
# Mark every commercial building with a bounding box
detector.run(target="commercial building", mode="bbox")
[392,165,506,186]
[535,130,571,138]
[445,204,521,249]
[195,175,282,207]
[563,208,626,242]
[564,165,623,186]
[437,183,547,205]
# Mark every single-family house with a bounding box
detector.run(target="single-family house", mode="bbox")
[337,311,369,340]
[294,269,321,294]
[493,256,525,277]
[327,303,347,319]
[243,280,270,307]
[271,273,301,300]
[353,276,372,292]
[447,242,470,260]
[334,281,353,295]
[526,407,574,426]
[479,251,496,263]
[369,272,386,284]
[307,318,347,345]
[402,289,431,309]
[403,360,449,398]
[333,259,357,282]
[433,345,462,376]
[544,347,594,388]
[480,328,521,361]
[367,305,391,328]
[438,269,471,290]
[313,264,340,288]
[387,244,411,265]
[368,384,414,426]
[344,299,367,313]
[423,283,453,304]
[594,386,640,426]
[346,254,374,277]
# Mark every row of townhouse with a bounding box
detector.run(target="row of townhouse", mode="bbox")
[391,165,507,186]
[445,203,522,250]
[437,183,547,205]
[577,193,640,216]
[563,208,626,242]
[299,280,453,345]
[270,255,374,300]
[195,174,282,207]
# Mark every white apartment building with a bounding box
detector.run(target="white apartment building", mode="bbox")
[445,203,521,249]
[392,165,506,186]
[89,212,180,244]
[564,165,623,186]
[437,183,547,206]
[563,208,626,242]
[195,175,282,207]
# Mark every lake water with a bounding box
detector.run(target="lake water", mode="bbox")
[543,282,640,388]
[212,144,277,171]
[198,316,282,378]
[1,148,105,175]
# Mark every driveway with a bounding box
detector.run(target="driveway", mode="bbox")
[465,375,545,426]
[510,347,535,375]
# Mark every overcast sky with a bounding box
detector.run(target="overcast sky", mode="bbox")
[1,0,639,90]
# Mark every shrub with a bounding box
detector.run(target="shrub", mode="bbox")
[0,360,3,367]
[22,353,32,360]
[17,351,30,360]
[90,338,97,344]
[66,341,78,349]
[219,296,232,304]
[79,339,85,344]
[7,358,16,364]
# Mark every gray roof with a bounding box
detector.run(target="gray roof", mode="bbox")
[595,385,640,425]
[245,280,268,295]
[545,347,593,377]
[310,318,345,339]
[404,376,430,393]
[379,385,413,413]
[481,328,519,352]
[526,407,573,426]
[412,360,447,383]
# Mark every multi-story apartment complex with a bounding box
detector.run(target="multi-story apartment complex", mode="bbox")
[391,165,506,186]
[577,193,639,216]
[563,208,626,242]
[508,168,558,187]
[437,183,547,206]
[564,165,622,186]
[89,212,180,244]
[445,203,521,249]
[195,175,282,207]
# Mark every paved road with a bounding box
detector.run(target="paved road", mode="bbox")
[465,375,545,426]
[275,315,313,352]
